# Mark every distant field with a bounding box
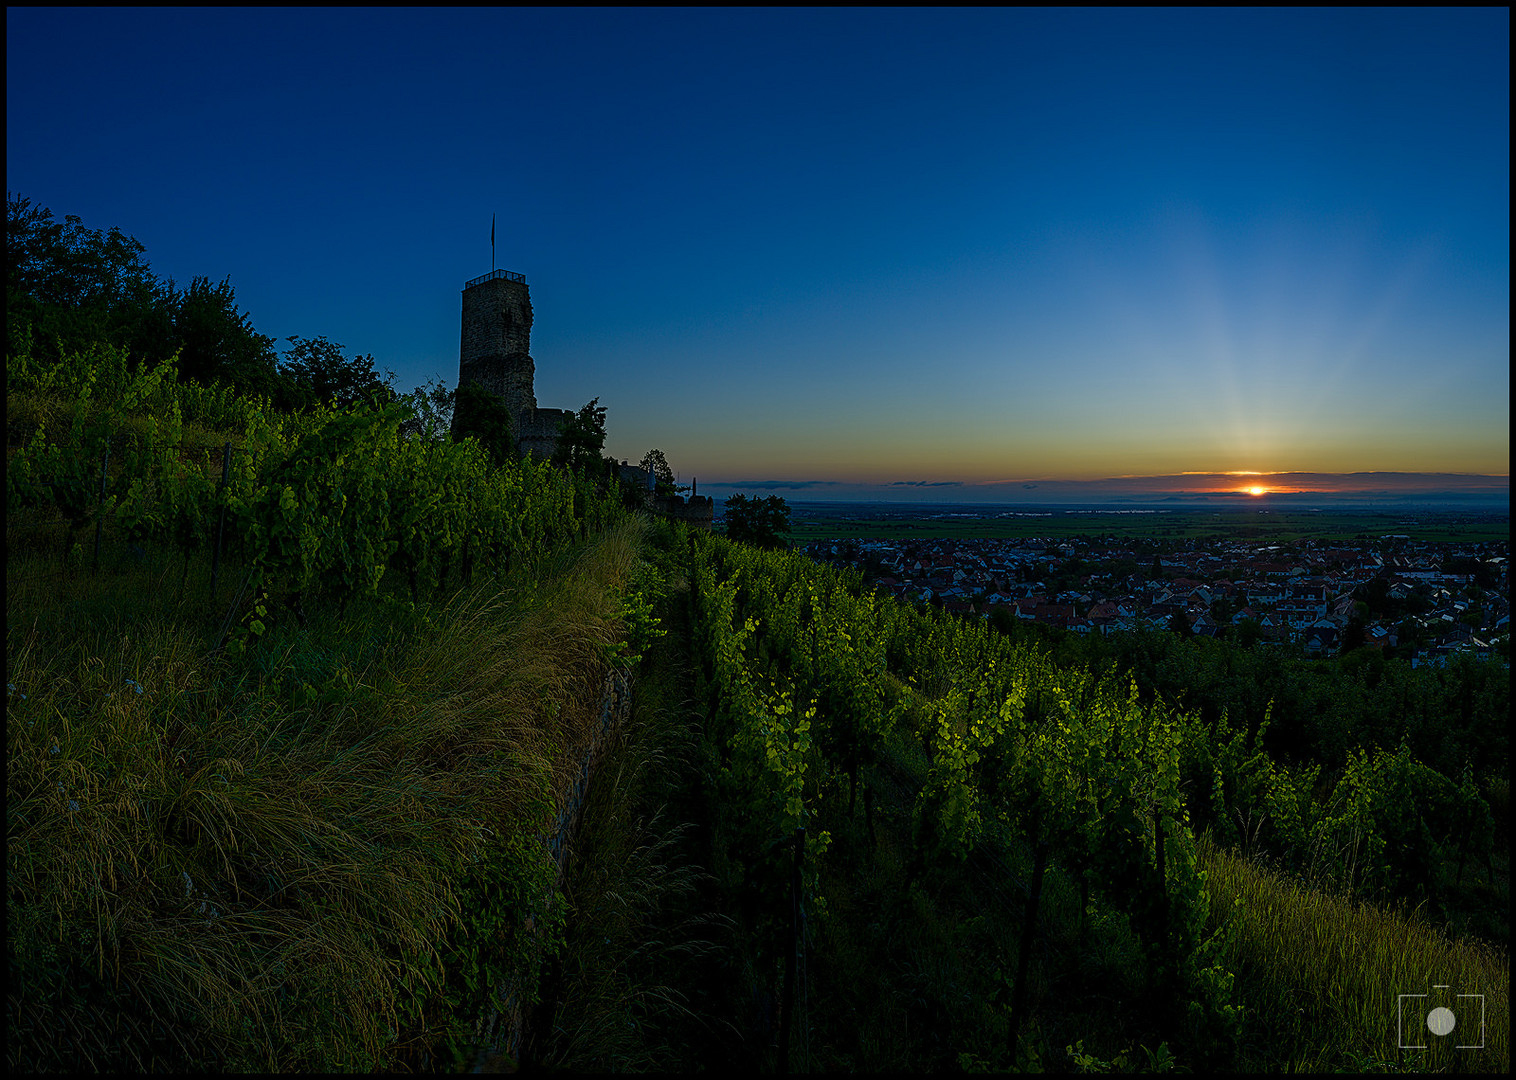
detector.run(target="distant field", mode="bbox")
[778,504,1511,544]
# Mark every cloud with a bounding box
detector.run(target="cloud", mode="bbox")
[889,480,964,488]
[703,479,841,491]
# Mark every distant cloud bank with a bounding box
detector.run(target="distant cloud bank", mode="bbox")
[700,479,841,492]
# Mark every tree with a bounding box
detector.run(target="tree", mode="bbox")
[175,276,280,395]
[552,397,608,476]
[7,192,159,309]
[639,448,686,496]
[277,334,395,412]
[1339,613,1369,656]
[451,383,516,467]
[724,493,791,549]
[398,377,455,441]
[7,192,175,365]
[6,194,285,399]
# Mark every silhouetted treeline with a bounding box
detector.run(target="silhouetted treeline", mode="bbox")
[6,193,394,412]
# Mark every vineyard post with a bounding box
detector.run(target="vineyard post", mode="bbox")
[1155,817,1169,948]
[864,779,876,849]
[92,438,110,575]
[778,824,805,1074]
[209,443,231,600]
[214,566,257,652]
[1078,866,1090,942]
[1153,816,1173,995]
[1008,803,1049,1065]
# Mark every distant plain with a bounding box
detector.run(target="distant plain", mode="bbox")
[776,503,1512,544]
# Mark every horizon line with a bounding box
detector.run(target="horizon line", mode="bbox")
[693,471,1510,491]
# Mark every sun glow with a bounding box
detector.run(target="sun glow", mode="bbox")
[1247,486,1268,496]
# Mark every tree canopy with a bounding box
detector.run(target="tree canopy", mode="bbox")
[552,397,608,476]
[398,377,456,441]
[723,493,791,549]
[451,383,516,467]
[277,335,396,412]
[7,193,280,395]
[639,448,686,496]
[6,193,403,413]
[175,276,280,395]
[7,192,159,309]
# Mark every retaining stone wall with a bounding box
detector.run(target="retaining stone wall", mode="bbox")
[468,667,634,1072]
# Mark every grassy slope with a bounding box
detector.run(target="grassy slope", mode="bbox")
[9,494,1507,1072]
[6,508,642,1071]
[1200,833,1508,1072]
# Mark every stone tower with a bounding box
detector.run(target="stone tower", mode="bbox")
[455,268,569,459]
[457,269,536,424]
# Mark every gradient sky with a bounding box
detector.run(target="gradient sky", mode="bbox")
[6,8,1509,503]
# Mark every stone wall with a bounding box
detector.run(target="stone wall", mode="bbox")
[515,407,572,461]
[469,669,635,1073]
[653,493,714,530]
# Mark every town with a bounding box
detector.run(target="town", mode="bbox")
[802,531,1510,665]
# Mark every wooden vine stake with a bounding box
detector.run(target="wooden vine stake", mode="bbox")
[778,825,805,1074]
[1008,803,1049,1065]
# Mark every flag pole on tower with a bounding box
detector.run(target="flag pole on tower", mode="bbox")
[491,213,495,272]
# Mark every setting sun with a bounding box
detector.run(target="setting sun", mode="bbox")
[1247,486,1267,496]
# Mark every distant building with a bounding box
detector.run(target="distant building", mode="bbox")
[615,462,714,530]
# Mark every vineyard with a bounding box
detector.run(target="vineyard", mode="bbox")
[5,344,623,641]
[669,528,1508,1071]
[6,345,641,1069]
[6,344,1509,1071]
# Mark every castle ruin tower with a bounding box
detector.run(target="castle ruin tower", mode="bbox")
[454,267,573,459]
[455,268,537,436]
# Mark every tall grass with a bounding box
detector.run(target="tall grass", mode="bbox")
[1197,831,1509,1072]
[528,589,737,1071]
[7,513,646,1070]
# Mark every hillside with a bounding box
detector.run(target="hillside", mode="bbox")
[6,347,1509,1072]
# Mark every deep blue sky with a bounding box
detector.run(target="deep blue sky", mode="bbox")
[7,8,1509,502]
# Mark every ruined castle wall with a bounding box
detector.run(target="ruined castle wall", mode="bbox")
[516,407,572,461]
[653,494,714,530]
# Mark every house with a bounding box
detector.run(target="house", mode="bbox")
[1303,628,1337,656]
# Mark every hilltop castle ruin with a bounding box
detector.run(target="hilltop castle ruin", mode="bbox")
[453,265,713,528]
[453,268,571,460]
